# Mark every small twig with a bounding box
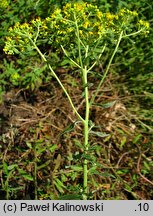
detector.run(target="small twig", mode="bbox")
[116,151,131,168]
[11,104,38,113]
[75,98,85,113]
[137,153,153,186]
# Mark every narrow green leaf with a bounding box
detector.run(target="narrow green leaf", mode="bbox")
[60,59,71,66]
[61,174,67,182]
[70,165,83,172]
[143,161,150,171]
[89,145,101,151]
[54,179,65,193]
[125,184,132,192]
[56,178,66,188]
[50,144,58,153]
[132,134,142,144]
[3,162,9,175]
[26,142,32,149]
[18,168,33,181]
[81,154,96,161]
[74,139,84,149]
[89,167,99,175]
[94,48,104,53]
[89,130,110,137]
[22,174,34,181]
[99,172,115,178]
[61,121,80,136]
[117,169,129,175]
[36,147,46,154]
[71,172,78,181]
[93,100,116,108]
[8,164,18,171]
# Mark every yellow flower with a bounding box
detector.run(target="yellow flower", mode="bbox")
[11,72,20,80]
[74,2,87,11]
[106,12,115,21]
[83,21,90,29]
[115,15,119,20]
[20,47,25,52]
[51,8,61,19]
[79,30,83,35]
[89,31,93,35]
[67,27,73,33]
[132,11,138,16]
[63,3,71,10]
[119,9,126,16]
[96,11,103,20]
[6,36,12,42]
[98,25,104,36]
[0,0,9,8]
[139,20,150,29]
[87,4,97,9]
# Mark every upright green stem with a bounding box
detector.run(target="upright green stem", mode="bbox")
[74,14,90,199]
[74,14,83,70]
[83,67,90,200]
[74,13,85,85]
[90,31,123,105]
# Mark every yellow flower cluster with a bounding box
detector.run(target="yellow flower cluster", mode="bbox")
[138,19,150,29]
[11,72,20,81]
[51,8,62,19]
[9,22,33,38]
[118,8,138,17]
[3,16,50,54]
[3,38,15,54]
[31,17,41,26]
[3,22,34,54]
[3,2,150,55]
[50,2,106,44]
[106,12,118,21]
[63,2,87,14]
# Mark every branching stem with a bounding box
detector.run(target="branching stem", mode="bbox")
[90,30,123,106]
[30,39,85,123]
